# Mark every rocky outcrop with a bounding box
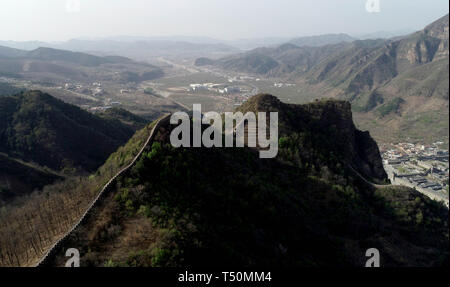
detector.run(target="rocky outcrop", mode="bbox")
[239,94,388,183]
[354,130,388,184]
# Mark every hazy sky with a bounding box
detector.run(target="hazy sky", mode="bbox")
[0,0,448,41]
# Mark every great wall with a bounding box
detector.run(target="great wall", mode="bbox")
[34,114,171,267]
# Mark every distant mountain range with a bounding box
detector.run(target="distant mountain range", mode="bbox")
[0,29,415,61]
[356,29,416,40]
[289,33,356,47]
[196,14,449,144]
[0,45,164,83]
[0,38,240,62]
[0,45,126,64]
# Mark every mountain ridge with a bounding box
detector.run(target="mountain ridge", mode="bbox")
[289,33,356,47]
[0,90,149,172]
[196,14,450,144]
[0,45,164,83]
[21,94,447,268]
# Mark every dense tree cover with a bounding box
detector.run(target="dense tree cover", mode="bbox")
[377,97,404,117]
[0,91,149,203]
[238,94,388,183]
[97,107,148,131]
[0,121,156,266]
[75,140,447,267]
[45,96,447,267]
[1,94,447,267]
[0,90,142,173]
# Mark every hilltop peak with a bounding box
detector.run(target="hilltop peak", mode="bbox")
[25,47,118,67]
[245,93,281,104]
[238,93,284,113]
[237,94,386,182]
[240,94,351,117]
[289,33,356,47]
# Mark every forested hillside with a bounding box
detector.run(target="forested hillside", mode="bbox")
[32,94,448,268]
[0,90,148,201]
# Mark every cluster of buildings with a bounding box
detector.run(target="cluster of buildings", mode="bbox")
[189,83,241,94]
[64,82,82,91]
[88,106,112,112]
[188,82,255,108]
[382,142,449,194]
[86,101,121,113]
[227,75,260,82]
[273,82,296,88]
[92,82,104,96]
[63,82,104,96]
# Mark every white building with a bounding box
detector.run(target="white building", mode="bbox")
[225,86,240,94]
[189,84,208,92]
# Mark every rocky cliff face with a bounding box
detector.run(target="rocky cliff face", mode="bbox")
[424,13,449,59]
[354,130,388,183]
[239,94,388,183]
[397,14,449,69]
[304,100,387,183]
